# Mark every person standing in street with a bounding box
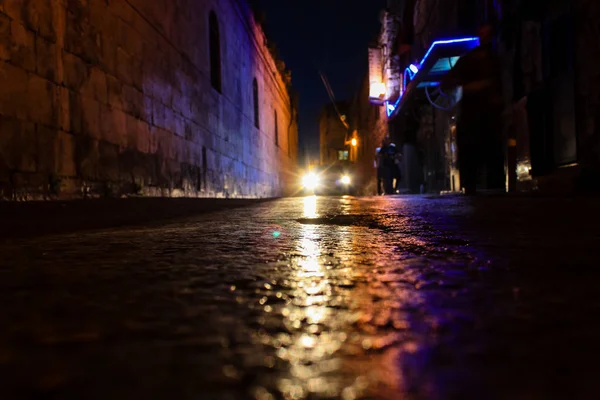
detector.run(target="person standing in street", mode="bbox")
[441,24,505,195]
[377,137,395,195]
[393,149,402,193]
[376,149,384,195]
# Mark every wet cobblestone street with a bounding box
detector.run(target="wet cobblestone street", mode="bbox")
[1,195,599,400]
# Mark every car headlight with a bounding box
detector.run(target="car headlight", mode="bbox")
[302,173,319,190]
[341,175,351,185]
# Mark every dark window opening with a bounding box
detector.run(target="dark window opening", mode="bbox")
[209,11,222,92]
[253,78,260,128]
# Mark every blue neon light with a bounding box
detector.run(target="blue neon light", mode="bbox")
[419,37,480,68]
[386,100,397,117]
[386,36,480,118]
[416,81,441,88]
[386,102,395,114]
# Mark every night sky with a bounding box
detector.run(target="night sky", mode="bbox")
[257,0,385,162]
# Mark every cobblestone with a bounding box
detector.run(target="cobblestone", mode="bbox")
[0,195,599,399]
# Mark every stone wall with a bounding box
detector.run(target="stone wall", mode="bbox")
[0,0,298,200]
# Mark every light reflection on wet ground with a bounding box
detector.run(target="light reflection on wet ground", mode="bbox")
[0,195,599,399]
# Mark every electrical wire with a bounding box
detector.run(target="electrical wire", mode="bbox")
[319,70,349,130]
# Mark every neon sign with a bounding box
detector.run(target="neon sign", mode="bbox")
[385,37,480,118]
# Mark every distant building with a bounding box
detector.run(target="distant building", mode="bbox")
[319,102,350,166]
[0,0,298,200]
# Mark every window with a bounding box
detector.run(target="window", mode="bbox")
[253,78,259,128]
[209,11,221,92]
[338,150,349,161]
[274,109,279,146]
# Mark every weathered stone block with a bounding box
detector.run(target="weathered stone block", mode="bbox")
[4,0,55,41]
[106,73,123,109]
[118,19,143,61]
[63,51,88,91]
[65,90,80,134]
[0,12,10,61]
[149,126,160,154]
[56,131,76,176]
[81,66,107,103]
[97,140,120,181]
[35,124,58,174]
[100,103,126,146]
[122,84,143,118]
[124,113,138,150]
[163,108,177,136]
[36,36,57,82]
[183,120,194,142]
[136,119,151,154]
[80,95,101,139]
[107,0,135,24]
[0,61,28,120]
[58,87,71,132]
[65,8,101,65]
[0,114,36,172]
[25,0,56,42]
[152,99,166,129]
[171,89,185,116]
[156,77,173,108]
[88,0,115,40]
[115,46,132,85]
[100,30,116,72]
[131,57,143,92]
[142,95,153,124]
[155,127,174,160]
[74,135,99,180]
[10,21,36,72]
[27,73,56,125]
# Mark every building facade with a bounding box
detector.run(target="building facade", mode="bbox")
[349,75,389,195]
[319,102,350,166]
[0,0,298,200]
[360,0,600,194]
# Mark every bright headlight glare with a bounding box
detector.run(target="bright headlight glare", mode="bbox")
[302,173,319,189]
[341,175,351,185]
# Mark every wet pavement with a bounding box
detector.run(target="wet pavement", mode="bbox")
[0,195,599,400]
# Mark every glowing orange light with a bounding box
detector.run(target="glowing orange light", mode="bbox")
[369,82,386,99]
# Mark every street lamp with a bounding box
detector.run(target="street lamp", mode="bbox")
[351,138,358,147]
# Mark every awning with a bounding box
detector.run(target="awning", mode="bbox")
[386,37,480,118]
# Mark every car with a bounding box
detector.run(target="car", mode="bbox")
[300,162,357,196]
